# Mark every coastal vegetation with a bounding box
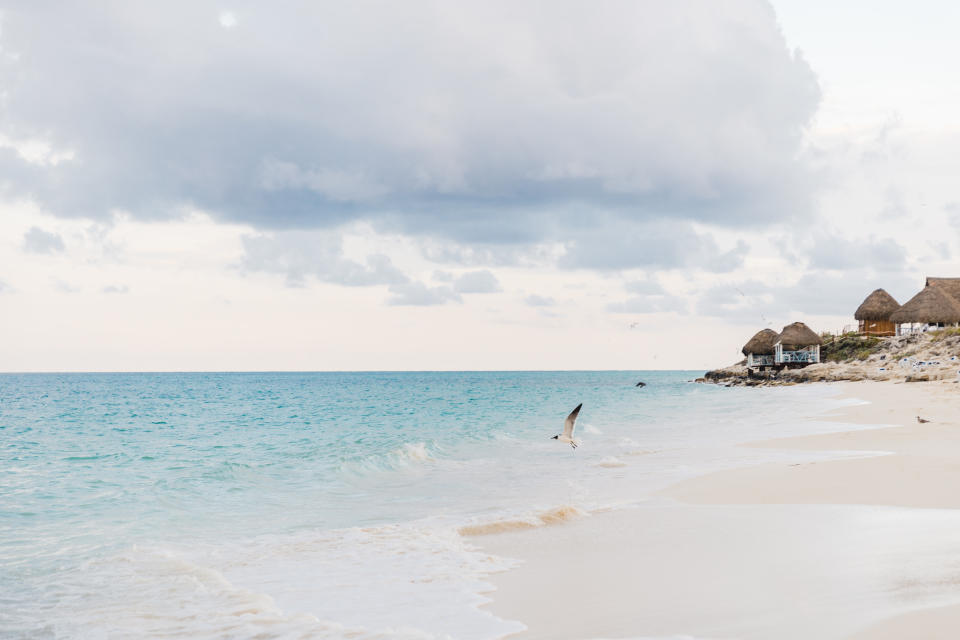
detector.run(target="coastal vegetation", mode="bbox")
[819,332,883,362]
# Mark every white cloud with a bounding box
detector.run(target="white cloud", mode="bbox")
[22,226,65,254]
[524,294,555,307]
[218,11,237,29]
[453,270,501,294]
[239,231,408,287]
[0,2,819,243]
[386,281,461,306]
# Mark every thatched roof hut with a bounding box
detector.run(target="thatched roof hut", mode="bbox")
[742,329,779,356]
[926,277,960,299]
[854,288,900,321]
[776,322,822,349]
[889,283,960,324]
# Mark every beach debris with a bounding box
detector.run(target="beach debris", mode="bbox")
[635,381,646,387]
[917,416,932,423]
[551,403,582,449]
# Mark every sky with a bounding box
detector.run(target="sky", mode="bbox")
[1,1,958,372]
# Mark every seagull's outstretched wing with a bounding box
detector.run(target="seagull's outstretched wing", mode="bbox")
[563,403,582,438]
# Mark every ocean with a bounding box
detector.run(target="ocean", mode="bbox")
[0,371,858,639]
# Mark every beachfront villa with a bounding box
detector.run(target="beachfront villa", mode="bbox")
[742,322,821,371]
[854,288,900,336]
[774,322,822,366]
[888,277,960,335]
[742,329,778,369]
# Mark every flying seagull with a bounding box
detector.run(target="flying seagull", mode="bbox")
[552,403,582,449]
[917,416,932,424]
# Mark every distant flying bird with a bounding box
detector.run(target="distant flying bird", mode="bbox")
[552,403,582,449]
[629,322,639,329]
[917,416,932,424]
[635,381,646,388]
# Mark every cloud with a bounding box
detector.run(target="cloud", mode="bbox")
[695,271,921,322]
[0,2,819,245]
[432,270,454,282]
[453,270,501,293]
[878,186,907,221]
[606,294,688,315]
[561,221,749,272]
[218,11,237,29]
[54,280,80,293]
[624,278,666,295]
[694,280,774,323]
[239,232,409,287]
[804,233,907,272]
[420,241,558,268]
[608,277,688,314]
[524,294,556,307]
[386,282,461,306]
[22,226,65,254]
[101,285,130,294]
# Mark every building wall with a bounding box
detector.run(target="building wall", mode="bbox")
[858,319,895,336]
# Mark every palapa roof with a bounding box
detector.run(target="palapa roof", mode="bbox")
[775,322,822,348]
[927,278,960,303]
[742,328,779,356]
[854,288,900,321]
[889,282,960,324]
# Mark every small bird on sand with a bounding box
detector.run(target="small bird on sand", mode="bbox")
[552,403,582,449]
[635,381,646,388]
[917,416,932,424]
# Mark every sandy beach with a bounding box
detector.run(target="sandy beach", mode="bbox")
[474,380,960,639]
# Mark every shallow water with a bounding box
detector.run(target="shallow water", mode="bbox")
[0,371,859,638]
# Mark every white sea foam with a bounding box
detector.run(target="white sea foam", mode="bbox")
[51,521,524,640]
[339,441,437,476]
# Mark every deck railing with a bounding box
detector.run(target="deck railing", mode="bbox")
[778,350,819,363]
[747,354,774,367]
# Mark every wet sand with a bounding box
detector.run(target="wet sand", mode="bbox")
[475,381,960,639]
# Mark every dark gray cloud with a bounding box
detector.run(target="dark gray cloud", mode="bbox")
[22,226,65,254]
[239,232,408,287]
[386,282,461,306]
[0,1,819,246]
[524,294,556,307]
[453,270,501,294]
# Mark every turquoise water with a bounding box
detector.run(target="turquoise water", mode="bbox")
[1,371,849,638]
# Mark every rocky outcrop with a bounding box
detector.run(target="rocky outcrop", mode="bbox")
[702,330,960,386]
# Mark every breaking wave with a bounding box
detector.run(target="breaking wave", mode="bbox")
[458,505,588,536]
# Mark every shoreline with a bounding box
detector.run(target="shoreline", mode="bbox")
[473,380,960,639]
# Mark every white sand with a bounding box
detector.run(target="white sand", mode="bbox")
[474,381,960,639]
